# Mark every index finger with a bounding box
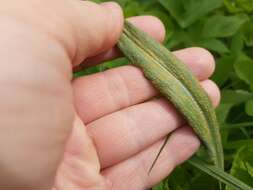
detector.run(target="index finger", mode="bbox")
[74,16,166,71]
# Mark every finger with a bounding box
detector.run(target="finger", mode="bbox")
[62,1,124,66]
[54,116,103,189]
[73,48,216,123]
[102,127,200,190]
[74,15,166,70]
[87,79,219,168]
[174,47,215,81]
[201,80,220,107]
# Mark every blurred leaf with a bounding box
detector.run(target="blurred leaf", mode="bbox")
[224,0,253,13]
[189,173,218,190]
[226,146,253,190]
[216,90,253,123]
[188,157,253,190]
[158,0,222,28]
[212,56,235,86]
[245,99,253,116]
[202,15,248,38]
[243,20,253,47]
[124,1,142,17]
[224,140,253,149]
[234,53,253,86]
[224,0,244,13]
[231,32,245,54]
[167,166,192,189]
[197,38,230,54]
[247,163,253,177]
[118,0,130,6]
[221,90,253,104]
[238,0,253,13]
[216,104,233,123]
[166,29,190,49]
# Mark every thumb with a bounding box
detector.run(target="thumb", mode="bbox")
[0,1,122,190]
[64,1,124,66]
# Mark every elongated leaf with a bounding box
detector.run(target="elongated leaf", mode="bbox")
[118,21,224,170]
[224,140,253,150]
[188,157,253,190]
[226,146,253,190]
[223,122,253,130]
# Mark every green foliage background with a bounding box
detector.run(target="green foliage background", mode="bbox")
[78,0,253,189]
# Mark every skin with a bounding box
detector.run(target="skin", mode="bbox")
[0,1,220,190]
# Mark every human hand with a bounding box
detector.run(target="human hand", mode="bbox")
[0,1,220,190]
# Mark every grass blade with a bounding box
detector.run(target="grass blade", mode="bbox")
[188,156,253,190]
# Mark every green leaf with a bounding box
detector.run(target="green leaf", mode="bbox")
[167,166,192,190]
[158,0,222,28]
[188,156,253,190]
[212,56,235,86]
[223,122,253,130]
[247,163,253,177]
[245,99,253,116]
[226,146,253,190]
[216,90,253,123]
[196,38,230,54]
[221,90,253,104]
[224,0,253,13]
[189,172,218,190]
[224,140,253,149]
[231,32,245,54]
[216,104,233,123]
[202,15,248,38]
[224,0,244,13]
[237,0,253,13]
[166,29,190,49]
[234,54,253,86]
[113,0,130,7]
[243,20,253,47]
[124,1,142,17]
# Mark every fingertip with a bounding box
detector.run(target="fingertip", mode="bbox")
[100,2,124,50]
[127,16,166,42]
[201,80,221,107]
[194,47,216,77]
[174,47,215,80]
[71,1,124,66]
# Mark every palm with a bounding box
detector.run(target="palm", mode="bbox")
[53,47,219,190]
